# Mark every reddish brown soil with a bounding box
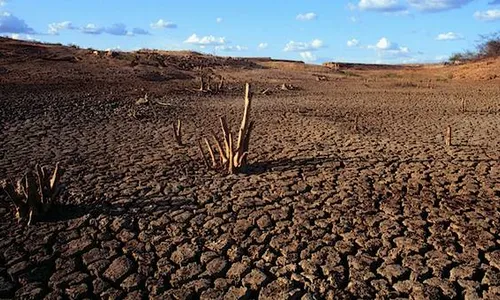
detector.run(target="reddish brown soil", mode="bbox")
[1,38,499,299]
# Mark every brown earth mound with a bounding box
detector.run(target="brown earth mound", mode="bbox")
[0,38,499,299]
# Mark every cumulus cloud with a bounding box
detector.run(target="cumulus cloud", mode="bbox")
[131,27,149,35]
[257,42,268,50]
[408,0,473,12]
[216,17,223,23]
[215,45,248,52]
[81,23,104,34]
[0,12,35,34]
[78,23,149,36]
[184,34,226,45]
[284,39,324,52]
[358,0,406,12]
[48,21,76,35]
[474,9,500,21]
[436,32,463,40]
[347,38,360,47]
[300,51,317,62]
[296,12,317,21]
[104,23,128,36]
[150,19,177,29]
[0,0,6,6]
[369,37,411,58]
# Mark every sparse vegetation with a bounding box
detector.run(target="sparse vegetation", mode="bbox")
[173,119,183,146]
[199,83,254,174]
[449,31,500,63]
[2,164,63,225]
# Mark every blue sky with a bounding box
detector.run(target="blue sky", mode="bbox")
[1,0,499,64]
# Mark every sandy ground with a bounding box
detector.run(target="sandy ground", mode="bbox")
[0,38,500,299]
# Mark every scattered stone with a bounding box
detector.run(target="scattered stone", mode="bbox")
[486,250,500,270]
[242,269,269,290]
[259,278,294,299]
[205,258,229,277]
[377,263,409,284]
[227,261,250,281]
[103,256,135,283]
[171,243,197,266]
[120,273,144,292]
[256,215,272,229]
[225,286,250,299]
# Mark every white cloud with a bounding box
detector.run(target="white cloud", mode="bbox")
[258,42,268,50]
[375,37,393,49]
[0,1,6,6]
[369,37,411,58]
[347,3,358,11]
[131,28,149,35]
[0,12,35,34]
[300,51,317,62]
[436,32,463,41]
[64,22,149,36]
[350,16,359,22]
[105,23,128,36]
[347,38,359,47]
[474,9,500,21]
[48,21,76,35]
[215,45,248,52]
[358,0,406,12]
[296,12,317,21]
[216,17,223,23]
[10,33,37,41]
[184,34,226,45]
[408,0,473,12]
[105,46,121,51]
[81,23,104,34]
[150,19,177,29]
[284,39,324,52]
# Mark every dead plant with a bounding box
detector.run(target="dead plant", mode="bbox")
[173,119,183,146]
[1,163,63,225]
[199,83,254,174]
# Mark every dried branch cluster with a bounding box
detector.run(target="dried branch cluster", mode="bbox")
[173,119,183,146]
[2,164,63,225]
[199,83,254,174]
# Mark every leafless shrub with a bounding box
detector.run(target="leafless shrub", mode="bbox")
[2,164,64,225]
[199,83,254,174]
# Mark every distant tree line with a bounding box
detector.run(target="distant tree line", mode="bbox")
[449,31,500,62]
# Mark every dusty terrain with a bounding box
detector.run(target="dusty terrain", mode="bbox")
[0,38,499,299]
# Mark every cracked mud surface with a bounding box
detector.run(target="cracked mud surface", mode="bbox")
[1,40,500,299]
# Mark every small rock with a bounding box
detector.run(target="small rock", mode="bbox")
[225,286,249,299]
[377,263,409,284]
[242,269,268,290]
[486,250,500,270]
[205,258,228,277]
[171,243,197,266]
[227,261,250,281]
[120,273,144,292]
[259,278,294,299]
[103,256,134,283]
[63,236,93,257]
[256,215,272,229]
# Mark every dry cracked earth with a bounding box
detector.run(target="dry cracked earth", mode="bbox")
[1,40,500,299]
